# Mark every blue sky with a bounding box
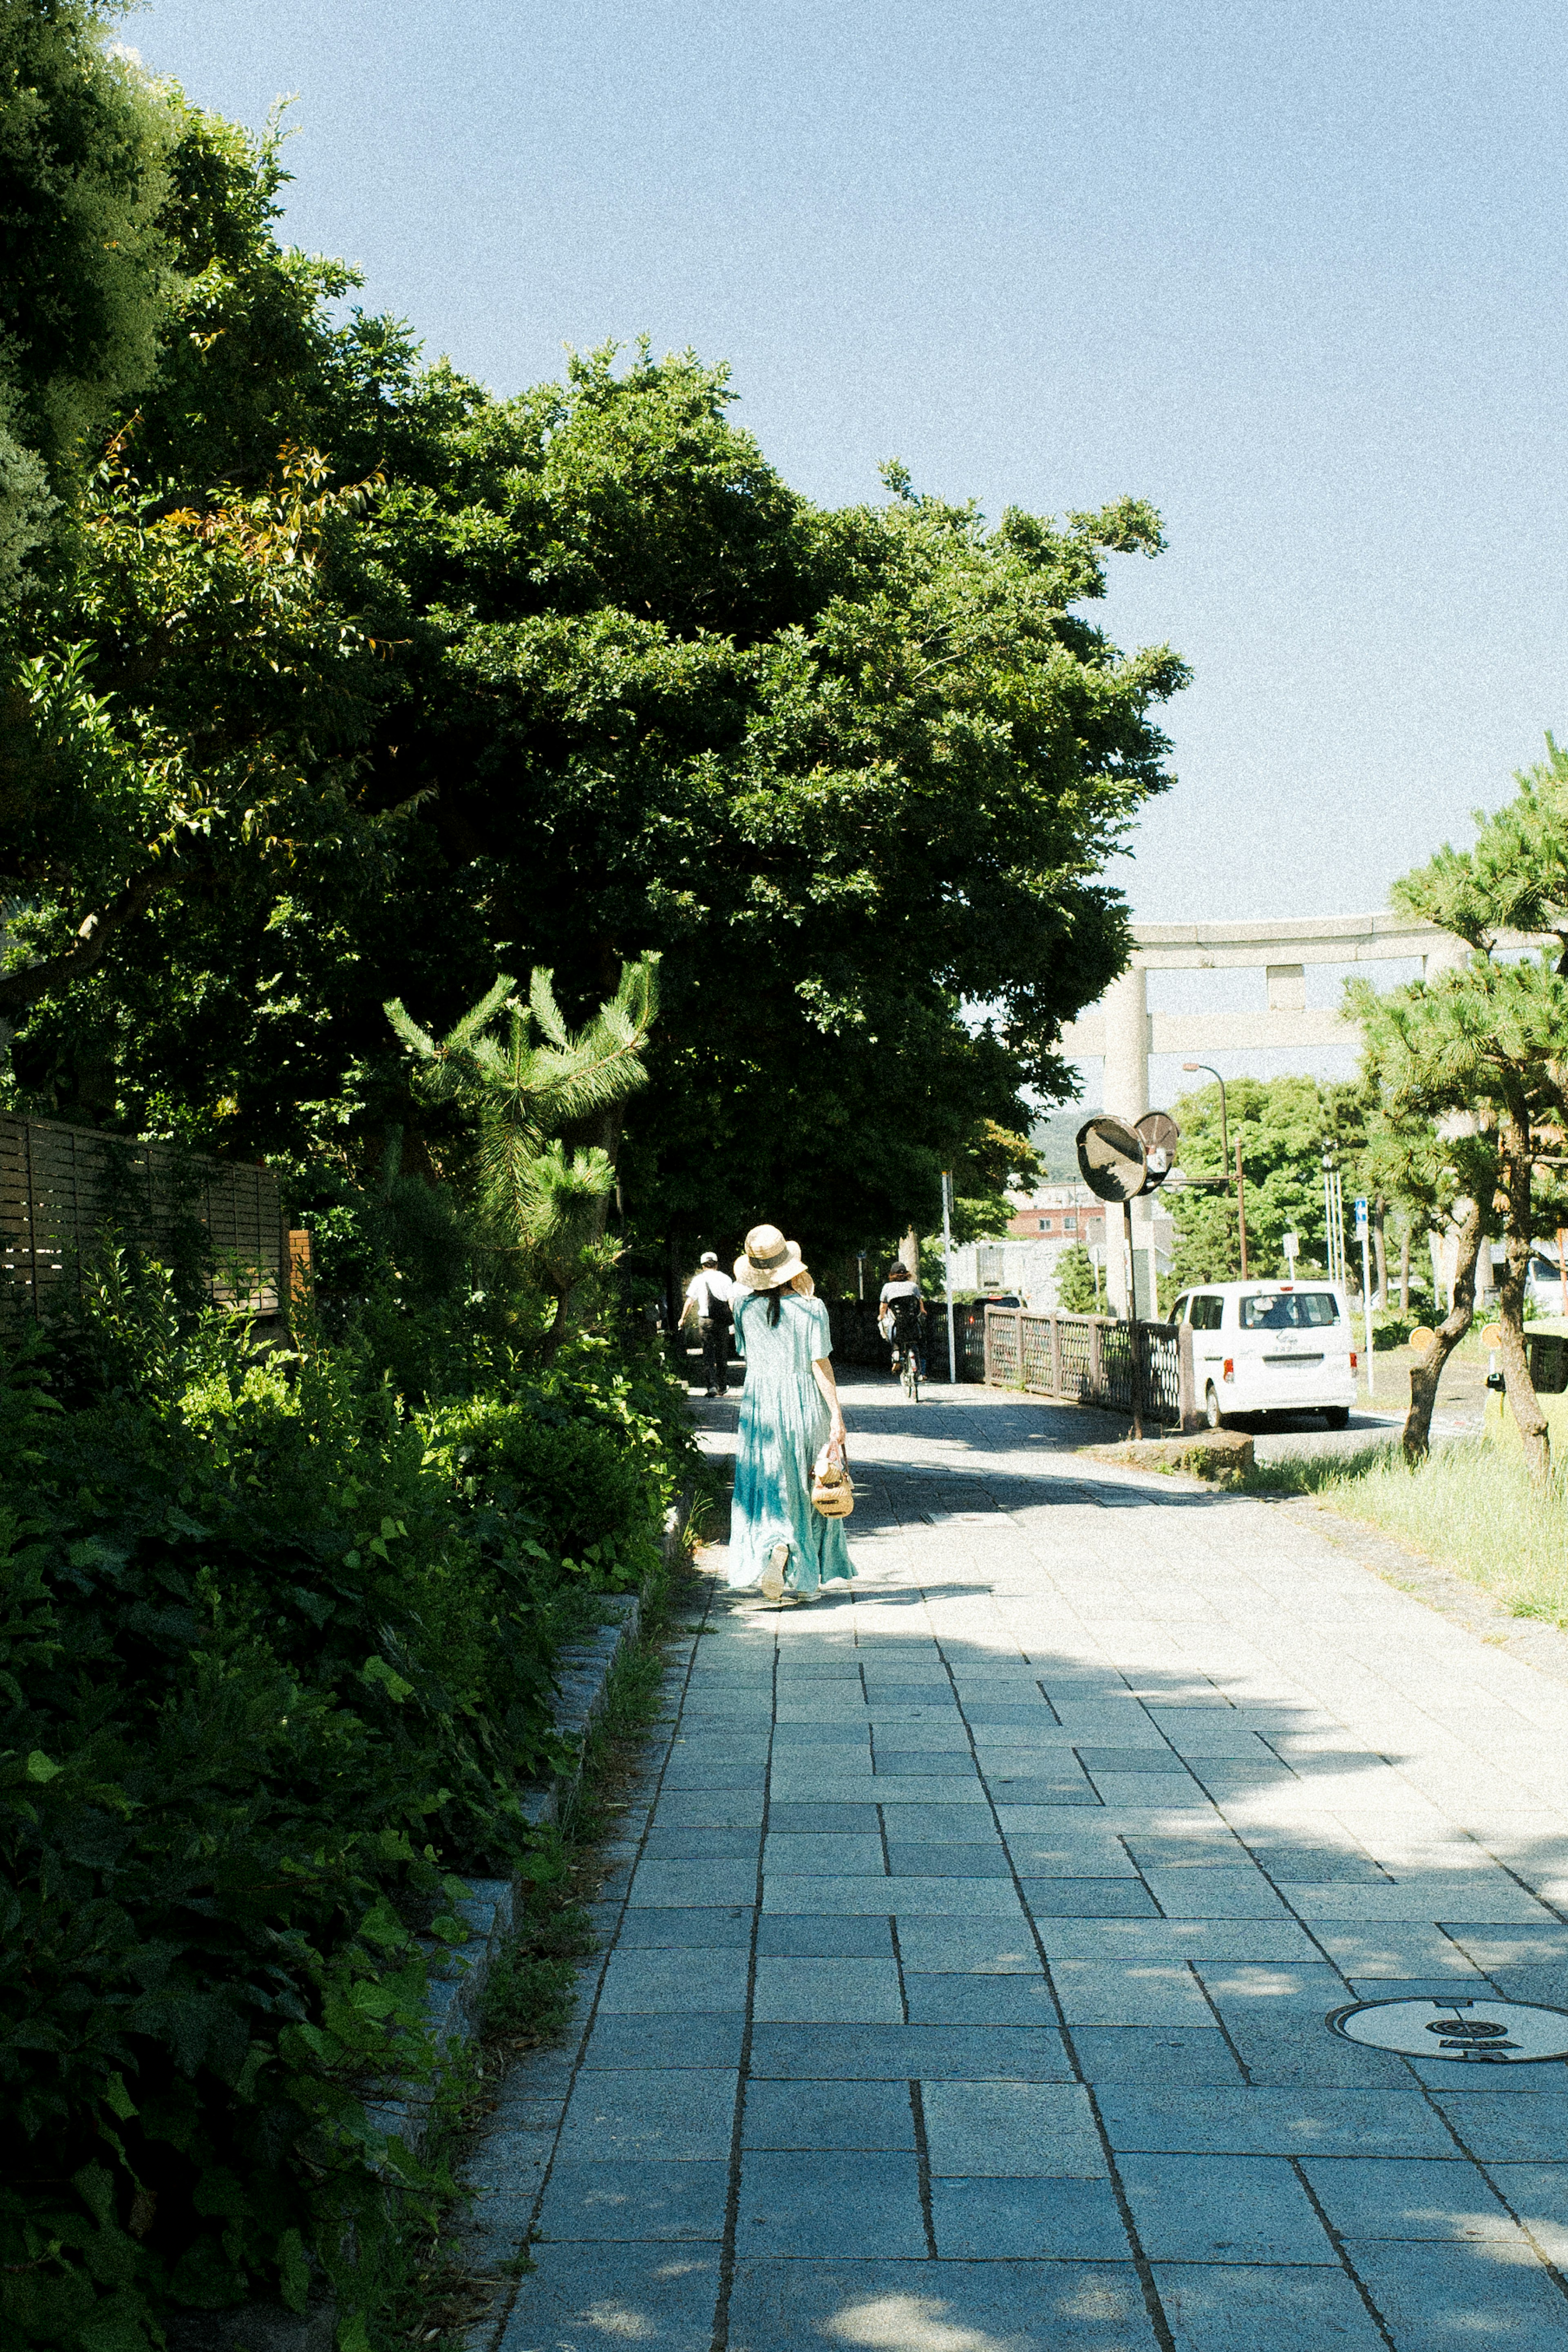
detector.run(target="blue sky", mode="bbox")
[131,0,1568,1088]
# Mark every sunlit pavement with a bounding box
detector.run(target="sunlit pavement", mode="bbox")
[470,1375,1568,2351]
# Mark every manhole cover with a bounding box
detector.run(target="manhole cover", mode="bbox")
[1327,1996,1568,2064]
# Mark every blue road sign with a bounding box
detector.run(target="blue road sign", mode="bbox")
[1354,1197,1368,1231]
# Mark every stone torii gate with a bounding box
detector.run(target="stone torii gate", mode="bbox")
[1059,912,1473,1315]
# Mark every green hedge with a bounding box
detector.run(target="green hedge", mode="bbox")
[0,1258,694,2351]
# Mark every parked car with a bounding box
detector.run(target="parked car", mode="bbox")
[978,1292,1023,1310]
[1169,1282,1356,1430]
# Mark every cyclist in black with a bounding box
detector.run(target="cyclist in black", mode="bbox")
[879,1261,927,1385]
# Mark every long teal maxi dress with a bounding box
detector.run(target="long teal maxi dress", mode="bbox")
[726,1290,856,1595]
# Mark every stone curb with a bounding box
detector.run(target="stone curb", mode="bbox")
[170,1494,693,2352]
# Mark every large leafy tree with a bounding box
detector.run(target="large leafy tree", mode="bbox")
[0,0,180,592]
[4,78,1188,1283]
[336,348,1189,1265]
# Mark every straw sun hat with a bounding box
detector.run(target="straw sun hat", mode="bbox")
[733,1224,808,1291]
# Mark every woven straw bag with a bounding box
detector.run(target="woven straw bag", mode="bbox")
[811,1441,854,1519]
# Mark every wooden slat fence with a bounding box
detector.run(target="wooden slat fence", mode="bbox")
[0,1115,284,1331]
[983,1305,1199,1430]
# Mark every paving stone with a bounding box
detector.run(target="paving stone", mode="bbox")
[1432,2092,1568,2159]
[764,1873,1024,1916]
[748,2022,1075,2080]
[736,2149,927,2256]
[641,1827,761,1861]
[614,1907,753,1949]
[628,1859,759,1907]
[1484,2163,1568,2263]
[533,2157,728,2242]
[762,1833,887,1875]
[1301,2155,1524,2242]
[920,2080,1107,2176]
[1118,2152,1338,2262]
[893,1919,1044,1976]
[1071,2026,1246,2086]
[764,1800,884,1833]
[596,1948,749,2013]
[1343,2237,1568,2348]
[725,2257,1160,2351]
[555,2068,737,2163]
[1054,1962,1216,2028]
[497,2241,721,2350]
[876,1802,1006,1842]
[931,2174,1130,2259]
[751,1956,904,2023]
[1150,2263,1389,2350]
[1020,1878,1159,1918]
[886,1842,1014,1878]
[1098,2085,1457,2158]
[903,1973,1061,2027]
[742,2077,916,2150]
[577,2013,747,2070]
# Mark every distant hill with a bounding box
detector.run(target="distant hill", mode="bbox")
[1029,1106,1098,1183]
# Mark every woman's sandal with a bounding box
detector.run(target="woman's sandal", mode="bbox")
[759,1541,790,1605]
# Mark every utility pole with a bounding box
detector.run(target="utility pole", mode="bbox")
[1356,1196,1375,1396]
[1123,1196,1143,1441]
[941,1169,957,1388]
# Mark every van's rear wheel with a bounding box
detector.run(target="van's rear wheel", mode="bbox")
[1204,1385,1223,1430]
[1323,1406,1350,1430]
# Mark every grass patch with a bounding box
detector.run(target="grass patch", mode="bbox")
[1241,1439,1568,1626]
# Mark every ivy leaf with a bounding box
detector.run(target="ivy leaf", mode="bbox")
[278,2228,310,2313]
[361,1655,414,1704]
[26,1749,62,1783]
[105,2071,138,2120]
[72,2162,116,2228]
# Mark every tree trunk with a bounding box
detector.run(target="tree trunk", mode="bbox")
[1399,1219,1410,1314]
[1403,1197,1483,1464]
[902,1225,921,1285]
[0,867,178,1017]
[538,1281,572,1362]
[1497,1104,1551,1484]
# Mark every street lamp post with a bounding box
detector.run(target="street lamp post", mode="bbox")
[1182,1062,1236,1272]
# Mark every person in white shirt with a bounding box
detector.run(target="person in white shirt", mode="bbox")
[682,1251,736,1396]
[878,1261,927,1379]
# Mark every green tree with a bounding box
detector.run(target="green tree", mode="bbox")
[1168,1076,1370,1287]
[10,334,1186,1275]
[1352,949,1568,1484]
[0,448,381,1031]
[0,0,183,590]
[1055,1242,1100,1313]
[1356,738,1568,1481]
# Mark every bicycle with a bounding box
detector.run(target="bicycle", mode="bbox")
[900,1344,921,1404]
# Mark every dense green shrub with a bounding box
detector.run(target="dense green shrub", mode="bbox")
[0,1256,693,2351]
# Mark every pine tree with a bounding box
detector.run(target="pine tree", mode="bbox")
[385,957,659,1354]
[1357,743,1568,1481]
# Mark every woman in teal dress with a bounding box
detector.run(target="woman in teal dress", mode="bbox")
[726,1225,856,1605]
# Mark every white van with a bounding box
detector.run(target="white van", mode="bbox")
[1169,1282,1358,1430]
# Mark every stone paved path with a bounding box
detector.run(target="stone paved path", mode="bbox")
[473,1378,1568,2351]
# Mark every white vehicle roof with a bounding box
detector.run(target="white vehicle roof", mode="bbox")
[1181,1280,1345,1294]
